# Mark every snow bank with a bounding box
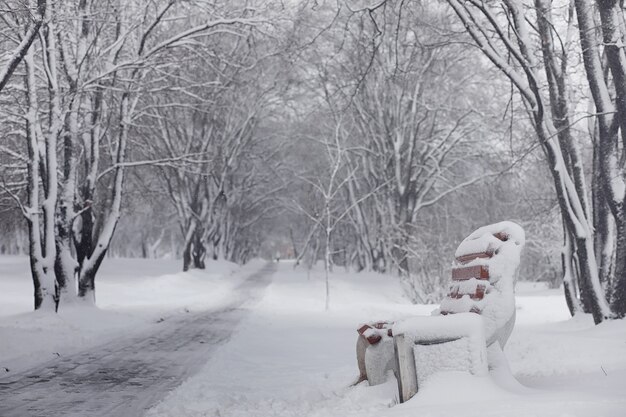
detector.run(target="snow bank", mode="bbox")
[0,256,247,375]
[147,262,626,417]
[4,255,625,417]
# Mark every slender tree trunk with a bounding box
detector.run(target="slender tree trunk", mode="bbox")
[182,221,196,272]
[325,227,331,311]
[289,227,299,264]
[392,230,410,276]
[192,228,206,269]
[612,221,626,316]
[183,242,193,272]
[562,229,583,316]
[593,143,614,290]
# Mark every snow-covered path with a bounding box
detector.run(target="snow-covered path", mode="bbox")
[0,262,275,417]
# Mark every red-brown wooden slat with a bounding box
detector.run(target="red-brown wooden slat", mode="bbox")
[357,322,393,345]
[447,284,486,300]
[357,324,371,335]
[475,285,486,299]
[441,306,482,315]
[446,292,484,300]
[451,265,489,280]
[493,231,509,241]
[456,250,493,265]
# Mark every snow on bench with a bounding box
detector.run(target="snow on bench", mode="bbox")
[437,221,524,348]
[355,221,525,403]
[394,313,488,400]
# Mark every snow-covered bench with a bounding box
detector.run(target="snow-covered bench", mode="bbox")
[355,221,525,402]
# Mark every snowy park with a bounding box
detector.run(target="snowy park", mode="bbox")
[3,0,626,416]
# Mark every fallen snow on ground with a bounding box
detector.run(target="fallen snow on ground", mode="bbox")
[2,258,624,416]
[147,263,626,417]
[0,256,253,375]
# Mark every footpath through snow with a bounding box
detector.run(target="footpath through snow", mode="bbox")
[147,262,626,417]
[0,258,275,417]
[0,256,259,376]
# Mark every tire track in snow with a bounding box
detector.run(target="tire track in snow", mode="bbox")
[0,262,276,417]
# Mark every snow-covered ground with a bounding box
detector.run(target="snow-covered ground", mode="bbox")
[2,257,625,417]
[0,255,256,376]
[146,262,626,417]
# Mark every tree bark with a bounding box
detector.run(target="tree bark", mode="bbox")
[595,0,626,317]
[612,221,626,316]
[192,228,206,269]
[562,229,583,316]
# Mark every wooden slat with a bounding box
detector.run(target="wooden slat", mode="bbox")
[447,284,486,300]
[440,306,482,315]
[493,231,509,241]
[358,324,385,345]
[394,334,418,403]
[456,250,493,265]
[451,265,489,280]
[357,324,371,335]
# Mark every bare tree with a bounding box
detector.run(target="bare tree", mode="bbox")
[445,0,613,323]
[581,0,626,317]
[0,0,268,310]
[137,14,286,270]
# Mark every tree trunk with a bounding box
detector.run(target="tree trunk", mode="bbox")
[78,266,96,303]
[182,226,206,271]
[24,35,59,312]
[392,232,410,276]
[192,228,206,269]
[324,228,331,311]
[562,229,583,316]
[75,93,129,303]
[28,230,57,311]
[289,227,299,264]
[576,236,609,323]
[54,243,76,304]
[611,221,626,316]
[183,243,192,272]
[592,143,614,290]
[595,0,626,319]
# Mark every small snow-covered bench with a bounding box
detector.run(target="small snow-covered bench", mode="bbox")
[355,221,525,402]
